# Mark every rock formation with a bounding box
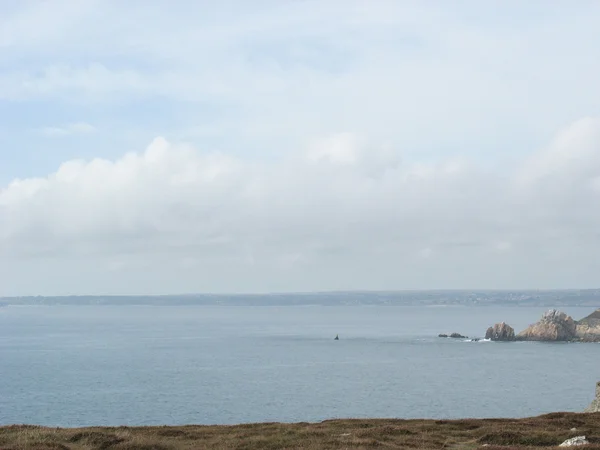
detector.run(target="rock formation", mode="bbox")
[484,308,600,343]
[585,381,600,413]
[449,333,467,339]
[559,436,589,447]
[516,309,577,341]
[575,309,600,342]
[485,322,516,341]
[438,333,468,339]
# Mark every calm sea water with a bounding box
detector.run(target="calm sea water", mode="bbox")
[1,305,599,427]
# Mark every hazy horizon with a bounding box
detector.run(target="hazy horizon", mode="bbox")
[2,1,600,296]
[4,287,600,297]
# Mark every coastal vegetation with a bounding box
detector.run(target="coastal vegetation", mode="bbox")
[2,412,600,449]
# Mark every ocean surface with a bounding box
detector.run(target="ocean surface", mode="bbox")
[1,305,599,427]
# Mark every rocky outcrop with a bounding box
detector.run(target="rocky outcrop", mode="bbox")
[585,381,600,413]
[517,309,577,341]
[559,436,589,447]
[438,333,468,339]
[575,309,600,342]
[485,322,516,341]
[449,333,467,339]
[484,308,600,343]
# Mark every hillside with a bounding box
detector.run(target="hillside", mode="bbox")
[578,309,600,326]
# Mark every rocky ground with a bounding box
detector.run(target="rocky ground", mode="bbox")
[2,412,600,450]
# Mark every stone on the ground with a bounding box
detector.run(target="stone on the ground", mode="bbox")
[559,436,588,447]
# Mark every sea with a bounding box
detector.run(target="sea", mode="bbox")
[1,305,599,427]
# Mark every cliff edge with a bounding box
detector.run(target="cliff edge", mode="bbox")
[585,381,600,413]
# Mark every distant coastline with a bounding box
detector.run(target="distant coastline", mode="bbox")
[2,289,600,307]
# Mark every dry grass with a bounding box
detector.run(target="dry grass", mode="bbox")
[1,412,600,450]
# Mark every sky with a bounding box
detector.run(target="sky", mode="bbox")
[2,0,600,296]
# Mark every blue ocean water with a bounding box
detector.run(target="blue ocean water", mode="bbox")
[1,305,599,427]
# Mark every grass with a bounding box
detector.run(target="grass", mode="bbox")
[1,412,599,450]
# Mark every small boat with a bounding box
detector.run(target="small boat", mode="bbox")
[334,334,339,340]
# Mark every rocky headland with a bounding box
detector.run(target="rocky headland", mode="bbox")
[485,308,600,342]
[517,309,578,341]
[576,309,600,342]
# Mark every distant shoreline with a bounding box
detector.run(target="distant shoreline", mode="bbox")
[3,303,600,309]
[2,289,600,307]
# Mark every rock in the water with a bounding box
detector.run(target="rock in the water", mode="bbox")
[576,309,600,342]
[517,309,577,341]
[485,322,516,341]
[438,334,448,338]
[449,333,467,339]
[585,381,600,413]
[559,436,589,447]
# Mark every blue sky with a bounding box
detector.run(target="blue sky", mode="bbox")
[1,1,600,295]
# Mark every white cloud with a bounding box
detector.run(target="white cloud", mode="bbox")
[1,1,600,294]
[1,1,599,152]
[306,133,361,166]
[494,242,512,253]
[418,248,433,259]
[39,122,97,137]
[2,118,600,294]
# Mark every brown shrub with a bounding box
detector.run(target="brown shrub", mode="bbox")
[67,430,124,448]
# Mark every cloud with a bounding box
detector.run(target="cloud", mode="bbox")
[1,1,600,294]
[2,2,600,166]
[2,117,600,294]
[38,122,97,137]
[1,2,599,135]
